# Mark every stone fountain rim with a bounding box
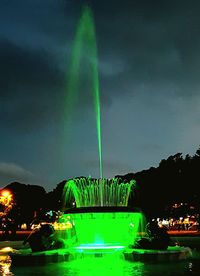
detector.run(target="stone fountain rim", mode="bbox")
[64,206,142,214]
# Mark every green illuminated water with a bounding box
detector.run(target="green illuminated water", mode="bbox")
[59,211,145,249]
[60,177,140,250]
[5,249,199,275]
[63,177,136,208]
[66,6,103,181]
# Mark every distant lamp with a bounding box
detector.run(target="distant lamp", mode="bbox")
[0,189,13,208]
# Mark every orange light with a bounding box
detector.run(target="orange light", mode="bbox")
[1,190,11,197]
[0,190,13,208]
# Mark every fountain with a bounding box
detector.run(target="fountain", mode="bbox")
[56,5,192,261]
[57,5,146,253]
[58,177,145,252]
[2,6,192,269]
[62,178,136,208]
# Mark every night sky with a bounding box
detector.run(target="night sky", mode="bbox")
[1,0,200,191]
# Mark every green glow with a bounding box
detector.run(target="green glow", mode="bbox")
[75,245,125,250]
[61,177,140,252]
[65,6,103,181]
[62,255,145,276]
[58,211,145,250]
[62,177,136,207]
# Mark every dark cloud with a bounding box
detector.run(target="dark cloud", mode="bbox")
[0,38,64,131]
[0,38,61,94]
[0,162,34,183]
[92,0,200,99]
[2,0,200,113]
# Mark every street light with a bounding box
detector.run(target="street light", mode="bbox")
[0,189,13,210]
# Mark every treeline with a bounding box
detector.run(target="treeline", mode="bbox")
[0,181,66,228]
[0,182,47,228]
[117,148,200,217]
[1,147,200,224]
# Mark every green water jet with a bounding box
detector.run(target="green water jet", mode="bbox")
[65,6,103,183]
[63,177,136,208]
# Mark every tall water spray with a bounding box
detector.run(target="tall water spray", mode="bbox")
[63,6,138,210]
[65,6,103,181]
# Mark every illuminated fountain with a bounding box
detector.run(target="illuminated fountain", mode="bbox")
[58,5,146,253]
[63,178,136,208]
[2,6,192,269]
[59,178,145,253]
[55,6,192,262]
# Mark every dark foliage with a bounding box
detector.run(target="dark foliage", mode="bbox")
[117,147,200,217]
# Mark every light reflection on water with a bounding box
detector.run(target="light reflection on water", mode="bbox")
[0,254,200,276]
[0,255,13,276]
[1,240,200,276]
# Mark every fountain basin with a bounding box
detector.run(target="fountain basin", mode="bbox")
[124,246,192,262]
[6,245,192,266]
[9,248,70,266]
[60,207,145,249]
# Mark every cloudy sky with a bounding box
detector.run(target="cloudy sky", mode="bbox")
[1,0,200,191]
